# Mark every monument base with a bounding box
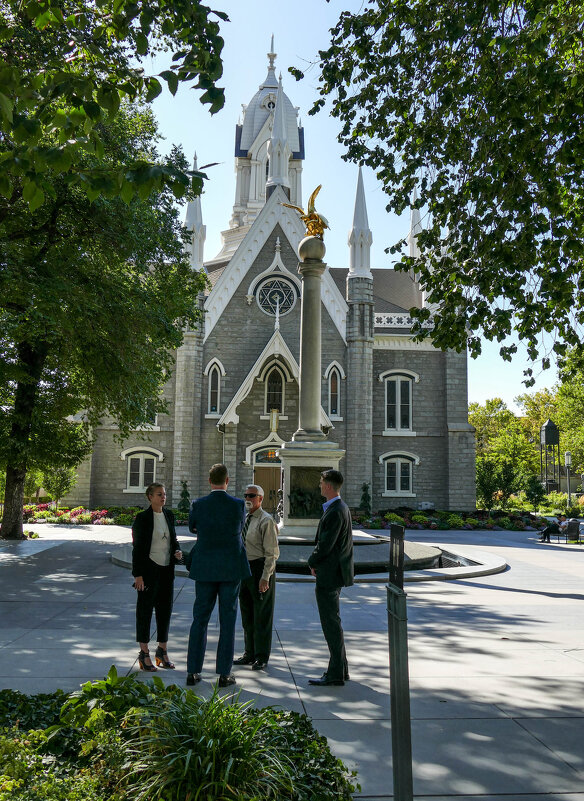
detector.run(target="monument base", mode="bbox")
[277,439,345,529]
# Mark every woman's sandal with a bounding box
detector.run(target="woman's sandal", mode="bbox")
[155,646,175,669]
[138,650,157,672]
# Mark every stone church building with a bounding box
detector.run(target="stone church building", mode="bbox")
[67,47,475,515]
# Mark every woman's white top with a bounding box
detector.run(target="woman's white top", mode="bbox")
[149,511,171,566]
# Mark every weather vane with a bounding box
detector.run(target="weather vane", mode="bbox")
[282,185,330,240]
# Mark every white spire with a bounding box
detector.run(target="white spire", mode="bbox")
[266,75,291,197]
[408,188,422,259]
[183,153,206,271]
[348,166,373,278]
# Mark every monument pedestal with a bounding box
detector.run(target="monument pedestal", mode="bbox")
[278,439,345,541]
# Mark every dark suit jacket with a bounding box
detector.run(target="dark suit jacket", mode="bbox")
[307,498,354,589]
[186,490,251,582]
[131,506,179,578]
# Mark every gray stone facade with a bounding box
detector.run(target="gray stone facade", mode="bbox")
[64,61,476,516]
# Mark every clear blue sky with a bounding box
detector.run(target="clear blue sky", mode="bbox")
[149,0,559,412]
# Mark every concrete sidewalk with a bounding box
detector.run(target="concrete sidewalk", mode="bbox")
[1,523,584,800]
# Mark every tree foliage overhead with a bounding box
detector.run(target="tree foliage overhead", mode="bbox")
[0,0,227,209]
[0,103,207,537]
[299,0,584,378]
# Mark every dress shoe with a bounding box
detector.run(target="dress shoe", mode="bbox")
[218,674,236,688]
[186,673,201,686]
[308,676,345,686]
[251,660,268,671]
[233,654,255,665]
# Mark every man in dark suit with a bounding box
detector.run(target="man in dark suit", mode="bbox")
[185,464,251,687]
[307,469,354,687]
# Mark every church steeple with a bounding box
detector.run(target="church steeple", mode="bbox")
[408,188,422,259]
[209,38,304,264]
[184,153,206,271]
[266,75,291,199]
[348,166,373,278]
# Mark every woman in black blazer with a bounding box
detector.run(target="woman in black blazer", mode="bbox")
[132,483,182,671]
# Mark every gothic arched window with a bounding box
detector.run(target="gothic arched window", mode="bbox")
[208,365,220,414]
[329,367,340,417]
[265,367,284,413]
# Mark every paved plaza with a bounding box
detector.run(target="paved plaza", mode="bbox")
[1,523,584,800]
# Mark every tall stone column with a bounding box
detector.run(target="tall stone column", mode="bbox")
[278,235,345,537]
[294,239,327,440]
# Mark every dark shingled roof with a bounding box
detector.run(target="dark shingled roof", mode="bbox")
[328,268,422,313]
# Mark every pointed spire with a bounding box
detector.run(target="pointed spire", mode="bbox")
[184,153,206,271]
[268,34,276,70]
[266,75,291,198]
[260,34,278,89]
[348,166,373,277]
[409,188,422,259]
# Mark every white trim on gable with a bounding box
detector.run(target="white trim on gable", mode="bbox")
[217,329,332,430]
[203,186,348,342]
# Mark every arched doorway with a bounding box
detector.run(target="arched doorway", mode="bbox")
[253,447,282,516]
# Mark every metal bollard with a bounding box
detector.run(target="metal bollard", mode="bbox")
[387,524,413,801]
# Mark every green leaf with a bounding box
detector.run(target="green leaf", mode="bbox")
[0,91,13,123]
[23,180,45,211]
[135,31,148,56]
[145,77,162,102]
[0,173,12,199]
[160,70,179,96]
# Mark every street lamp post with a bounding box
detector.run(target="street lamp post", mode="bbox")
[565,451,572,508]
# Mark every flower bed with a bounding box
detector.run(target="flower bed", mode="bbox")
[22,504,188,527]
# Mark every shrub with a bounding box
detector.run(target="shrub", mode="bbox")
[59,669,359,801]
[446,514,464,529]
[114,513,134,526]
[383,512,405,525]
[465,517,479,527]
[411,513,429,524]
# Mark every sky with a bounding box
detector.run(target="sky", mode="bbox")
[148,0,559,413]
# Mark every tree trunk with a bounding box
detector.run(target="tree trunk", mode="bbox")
[1,466,26,539]
[1,342,48,540]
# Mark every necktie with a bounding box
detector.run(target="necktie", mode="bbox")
[241,513,253,544]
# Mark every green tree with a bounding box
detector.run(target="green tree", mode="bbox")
[177,481,191,515]
[0,0,227,209]
[301,0,584,376]
[0,105,207,539]
[359,482,372,516]
[469,398,538,474]
[523,473,546,513]
[475,458,500,511]
[42,466,77,508]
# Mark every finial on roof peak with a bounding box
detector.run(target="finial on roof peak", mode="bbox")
[268,35,276,70]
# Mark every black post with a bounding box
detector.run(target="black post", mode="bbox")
[387,524,413,801]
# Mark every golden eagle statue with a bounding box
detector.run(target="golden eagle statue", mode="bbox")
[282,185,330,239]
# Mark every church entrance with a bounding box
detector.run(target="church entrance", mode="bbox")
[253,466,281,516]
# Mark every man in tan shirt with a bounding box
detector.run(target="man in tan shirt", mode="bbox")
[233,484,280,671]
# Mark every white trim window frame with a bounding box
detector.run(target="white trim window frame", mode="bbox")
[125,452,156,493]
[380,370,419,436]
[379,450,419,498]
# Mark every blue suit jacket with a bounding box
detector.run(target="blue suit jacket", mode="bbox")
[186,490,251,582]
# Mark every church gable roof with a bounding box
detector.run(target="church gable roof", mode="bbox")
[217,329,331,429]
[203,186,347,342]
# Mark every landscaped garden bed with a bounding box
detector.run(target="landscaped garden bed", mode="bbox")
[0,668,359,800]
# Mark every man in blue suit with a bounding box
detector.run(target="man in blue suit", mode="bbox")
[185,464,251,687]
